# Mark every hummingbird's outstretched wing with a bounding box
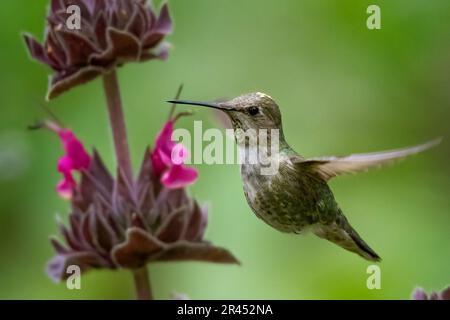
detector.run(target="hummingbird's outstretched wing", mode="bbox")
[296,138,442,181]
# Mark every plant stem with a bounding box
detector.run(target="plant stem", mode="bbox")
[132,267,153,300]
[102,70,133,183]
[103,71,151,299]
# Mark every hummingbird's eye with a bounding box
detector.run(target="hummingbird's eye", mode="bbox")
[248,106,259,116]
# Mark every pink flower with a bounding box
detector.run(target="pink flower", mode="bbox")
[151,120,198,189]
[53,127,91,199]
[57,130,91,170]
[56,156,77,199]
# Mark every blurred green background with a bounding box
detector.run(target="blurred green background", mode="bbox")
[0,0,449,299]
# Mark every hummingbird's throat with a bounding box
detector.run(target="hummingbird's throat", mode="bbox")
[234,127,282,176]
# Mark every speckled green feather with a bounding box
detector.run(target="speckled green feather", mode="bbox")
[241,144,381,261]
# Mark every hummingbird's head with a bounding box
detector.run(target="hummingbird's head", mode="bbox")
[168,92,282,131]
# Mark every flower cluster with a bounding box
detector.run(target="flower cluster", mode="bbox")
[47,118,238,281]
[24,0,172,99]
[24,0,239,298]
[50,112,198,200]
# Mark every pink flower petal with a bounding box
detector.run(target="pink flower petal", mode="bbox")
[52,127,91,199]
[151,120,178,173]
[172,143,189,165]
[58,129,91,170]
[57,155,73,173]
[158,148,173,167]
[56,175,76,199]
[155,143,187,167]
[151,119,197,188]
[154,121,175,151]
[150,150,166,176]
[161,165,198,189]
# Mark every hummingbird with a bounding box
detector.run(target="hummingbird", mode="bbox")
[168,92,441,261]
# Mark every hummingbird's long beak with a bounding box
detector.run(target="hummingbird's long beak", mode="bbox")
[167,100,232,111]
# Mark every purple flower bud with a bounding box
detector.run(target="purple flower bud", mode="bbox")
[24,0,173,99]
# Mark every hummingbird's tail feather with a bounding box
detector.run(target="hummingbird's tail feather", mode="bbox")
[313,214,381,262]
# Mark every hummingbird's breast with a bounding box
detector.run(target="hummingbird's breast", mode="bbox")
[240,152,337,233]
